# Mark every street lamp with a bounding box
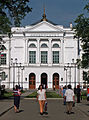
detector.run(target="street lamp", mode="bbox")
[72,58,77,88]
[67,63,71,85]
[21,66,24,90]
[64,66,68,86]
[15,59,24,89]
[11,58,17,89]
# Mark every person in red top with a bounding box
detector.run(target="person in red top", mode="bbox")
[13,85,21,113]
[87,86,89,101]
[87,86,89,94]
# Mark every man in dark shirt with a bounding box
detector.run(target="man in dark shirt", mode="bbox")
[76,85,81,103]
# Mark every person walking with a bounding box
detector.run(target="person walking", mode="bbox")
[13,85,21,113]
[37,85,47,115]
[76,85,81,103]
[62,86,67,105]
[64,84,75,114]
[87,86,89,101]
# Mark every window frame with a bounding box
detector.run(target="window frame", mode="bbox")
[29,51,36,64]
[41,51,48,64]
[52,51,59,64]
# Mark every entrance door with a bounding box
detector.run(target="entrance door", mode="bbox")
[41,73,47,89]
[29,73,35,89]
[53,73,59,89]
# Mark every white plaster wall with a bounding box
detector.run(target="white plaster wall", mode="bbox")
[1,21,83,89]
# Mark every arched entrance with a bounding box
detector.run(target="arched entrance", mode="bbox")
[29,73,35,89]
[41,73,47,89]
[53,73,59,89]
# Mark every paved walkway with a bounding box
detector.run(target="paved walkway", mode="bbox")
[0,90,89,119]
[0,99,89,120]
[0,90,34,117]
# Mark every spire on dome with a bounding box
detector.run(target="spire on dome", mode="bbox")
[42,5,47,21]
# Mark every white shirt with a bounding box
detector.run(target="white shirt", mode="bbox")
[65,89,74,102]
[37,89,46,100]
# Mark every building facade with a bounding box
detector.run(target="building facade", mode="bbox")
[1,13,83,89]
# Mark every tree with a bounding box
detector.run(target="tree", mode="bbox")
[0,0,32,33]
[0,0,32,90]
[74,1,89,82]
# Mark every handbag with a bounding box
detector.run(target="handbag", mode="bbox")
[87,94,89,101]
[72,102,75,107]
[44,101,47,111]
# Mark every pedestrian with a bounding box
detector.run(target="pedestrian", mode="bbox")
[37,85,47,115]
[87,86,89,101]
[64,84,75,114]
[76,85,81,103]
[62,86,67,105]
[13,85,21,113]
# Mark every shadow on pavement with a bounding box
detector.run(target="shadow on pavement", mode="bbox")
[85,104,89,106]
[19,110,24,113]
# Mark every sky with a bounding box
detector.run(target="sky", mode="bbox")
[21,0,87,27]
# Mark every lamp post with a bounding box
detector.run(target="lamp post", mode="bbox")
[64,66,68,86]
[21,66,24,90]
[15,59,24,89]
[11,57,24,89]
[11,58,17,89]
[64,61,75,86]
[67,63,72,85]
[72,58,77,88]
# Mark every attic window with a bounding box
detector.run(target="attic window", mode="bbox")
[53,44,59,48]
[0,45,6,50]
[41,44,48,48]
[29,44,36,48]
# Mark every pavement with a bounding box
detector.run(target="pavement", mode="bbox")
[0,90,89,120]
[0,99,89,120]
[0,90,34,117]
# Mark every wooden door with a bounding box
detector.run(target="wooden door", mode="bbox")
[29,74,35,89]
[53,74,59,89]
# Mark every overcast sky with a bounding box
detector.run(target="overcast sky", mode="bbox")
[21,0,87,27]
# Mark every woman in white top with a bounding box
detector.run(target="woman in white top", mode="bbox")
[37,85,46,115]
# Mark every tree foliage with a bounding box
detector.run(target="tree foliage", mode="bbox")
[74,1,89,69]
[0,0,32,33]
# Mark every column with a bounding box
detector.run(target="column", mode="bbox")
[48,38,52,66]
[61,37,64,64]
[25,39,28,64]
[37,38,40,66]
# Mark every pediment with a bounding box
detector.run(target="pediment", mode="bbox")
[25,21,63,32]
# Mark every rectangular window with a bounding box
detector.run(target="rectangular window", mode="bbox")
[53,51,59,64]
[0,54,6,65]
[29,51,36,64]
[41,51,48,64]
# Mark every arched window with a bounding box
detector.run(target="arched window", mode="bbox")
[0,45,6,50]
[29,44,36,48]
[29,73,35,89]
[41,44,48,48]
[53,73,59,89]
[53,44,59,48]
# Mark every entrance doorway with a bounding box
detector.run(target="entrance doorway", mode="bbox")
[53,73,59,89]
[41,73,47,89]
[29,73,35,89]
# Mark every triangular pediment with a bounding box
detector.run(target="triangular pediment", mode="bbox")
[25,21,63,32]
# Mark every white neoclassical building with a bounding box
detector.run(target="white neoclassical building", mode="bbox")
[0,11,83,89]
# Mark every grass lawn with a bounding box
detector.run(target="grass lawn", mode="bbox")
[1,90,25,99]
[26,91,62,98]
[2,91,13,98]
[81,90,87,100]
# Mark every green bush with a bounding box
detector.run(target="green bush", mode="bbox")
[26,91,62,98]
